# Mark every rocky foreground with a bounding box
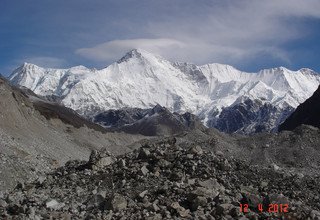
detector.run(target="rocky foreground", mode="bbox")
[1,139,320,220]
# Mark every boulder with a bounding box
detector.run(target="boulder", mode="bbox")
[88,148,116,170]
[189,145,203,155]
[46,199,65,210]
[106,194,127,211]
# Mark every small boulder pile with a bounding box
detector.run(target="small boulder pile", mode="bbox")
[1,139,320,219]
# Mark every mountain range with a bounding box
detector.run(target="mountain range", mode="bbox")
[9,49,320,134]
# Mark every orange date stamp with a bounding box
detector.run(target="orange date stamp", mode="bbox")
[240,203,289,213]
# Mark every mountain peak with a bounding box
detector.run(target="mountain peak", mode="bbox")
[117,48,163,64]
[9,63,41,81]
[258,66,318,77]
[130,48,145,55]
[262,66,287,72]
[19,62,39,69]
[299,68,318,75]
[69,65,89,71]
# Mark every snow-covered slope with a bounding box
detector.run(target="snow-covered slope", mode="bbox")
[9,49,320,133]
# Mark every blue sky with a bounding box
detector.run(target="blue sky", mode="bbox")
[1,0,320,76]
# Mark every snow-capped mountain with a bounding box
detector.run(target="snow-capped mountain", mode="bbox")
[9,49,320,133]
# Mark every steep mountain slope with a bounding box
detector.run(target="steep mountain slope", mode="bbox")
[9,49,320,133]
[93,108,150,128]
[0,78,146,190]
[279,85,320,131]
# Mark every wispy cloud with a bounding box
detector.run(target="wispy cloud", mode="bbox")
[76,38,185,62]
[75,0,320,66]
[2,0,320,74]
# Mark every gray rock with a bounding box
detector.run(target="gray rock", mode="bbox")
[310,210,320,219]
[28,206,36,217]
[94,157,115,169]
[138,148,151,159]
[170,202,190,218]
[218,159,231,171]
[140,165,149,176]
[229,207,241,217]
[106,194,127,211]
[270,163,280,171]
[152,203,160,212]
[216,151,224,157]
[260,181,268,188]
[238,217,250,220]
[157,159,171,168]
[89,148,115,170]
[215,203,234,215]
[87,194,106,209]
[189,145,203,155]
[37,176,46,185]
[46,199,65,210]
[15,181,24,189]
[169,172,183,181]
[198,178,225,193]
[187,178,196,186]
[189,187,219,199]
[7,203,24,215]
[269,193,289,204]
[240,186,263,209]
[191,196,207,210]
[76,186,84,196]
[0,199,7,207]
[146,213,163,220]
[118,159,126,168]
[139,190,148,199]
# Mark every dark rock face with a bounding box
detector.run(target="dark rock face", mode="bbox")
[208,99,294,134]
[117,49,143,64]
[93,100,295,135]
[279,85,320,131]
[93,108,149,128]
[93,104,206,136]
[172,62,208,87]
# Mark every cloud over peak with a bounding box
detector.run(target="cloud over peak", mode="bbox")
[75,0,320,66]
[2,0,320,74]
[76,38,185,62]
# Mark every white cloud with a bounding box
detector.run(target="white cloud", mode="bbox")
[76,38,186,62]
[75,0,320,66]
[75,38,291,66]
